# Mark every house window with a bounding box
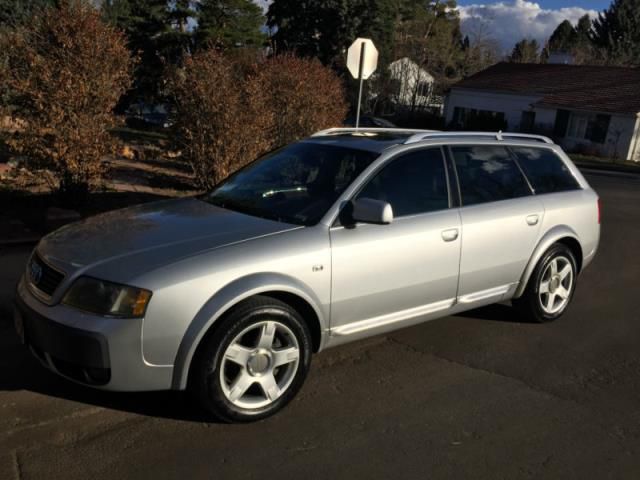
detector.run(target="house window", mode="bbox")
[567,113,589,139]
[566,112,611,144]
[553,109,570,137]
[451,107,506,131]
[453,106,464,125]
[520,111,536,133]
[416,81,432,98]
[586,114,611,144]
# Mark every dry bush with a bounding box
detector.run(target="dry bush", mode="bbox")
[167,49,273,189]
[0,1,133,204]
[249,55,348,147]
[169,52,347,189]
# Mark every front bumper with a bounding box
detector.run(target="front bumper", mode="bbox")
[15,292,111,385]
[14,276,174,391]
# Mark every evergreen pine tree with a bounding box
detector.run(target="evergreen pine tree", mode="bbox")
[195,0,265,49]
[0,0,55,28]
[592,0,640,65]
[509,39,540,63]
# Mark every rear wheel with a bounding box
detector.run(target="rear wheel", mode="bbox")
[189,296,312,423]
[514,243,577,323]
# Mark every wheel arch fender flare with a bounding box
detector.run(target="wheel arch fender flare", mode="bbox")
[514,225,581,299]
[171,272,328,390]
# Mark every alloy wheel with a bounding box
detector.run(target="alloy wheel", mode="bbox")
[538,255,574,315]
[219,320,300,410]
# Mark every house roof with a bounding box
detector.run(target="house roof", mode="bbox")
[453,62,640,115]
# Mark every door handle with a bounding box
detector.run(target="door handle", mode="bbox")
[526,214,539,226]
[441,228,459,242]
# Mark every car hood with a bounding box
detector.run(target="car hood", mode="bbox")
[38,197,299,276]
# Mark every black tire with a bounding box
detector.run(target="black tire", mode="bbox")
[514,243,578,323]
[188,295,312,423]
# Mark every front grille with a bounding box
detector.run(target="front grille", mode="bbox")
[28,253,65,297]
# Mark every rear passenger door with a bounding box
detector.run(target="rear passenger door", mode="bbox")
[450,145,544,304]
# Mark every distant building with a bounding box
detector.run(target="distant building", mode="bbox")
[547,52,575,65]
[388,57,436,110]
[444,62,640,161]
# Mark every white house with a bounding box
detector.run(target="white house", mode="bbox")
[444,62,640,161]
[388,57,436,110]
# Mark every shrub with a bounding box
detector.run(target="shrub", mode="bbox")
[169,52,347,189]
[167,49,273,189]
[248,55,347,147]
[0,1,133,204]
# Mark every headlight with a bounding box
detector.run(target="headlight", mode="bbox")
[62,276,152,318]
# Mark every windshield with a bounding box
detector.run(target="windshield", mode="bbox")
[204,142,378,226]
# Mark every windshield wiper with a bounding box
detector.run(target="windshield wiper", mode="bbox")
[205,196,305,226]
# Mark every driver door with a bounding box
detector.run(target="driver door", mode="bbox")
[329,147,461,338]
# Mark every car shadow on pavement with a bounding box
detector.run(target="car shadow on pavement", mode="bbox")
[0,311,219,424]
[454,302,532,323]
[0,299,527,424]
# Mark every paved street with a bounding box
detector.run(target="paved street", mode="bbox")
[1,169,640,479]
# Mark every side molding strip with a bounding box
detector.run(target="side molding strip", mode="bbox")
[331,298,455,336]
[457,283,517,304]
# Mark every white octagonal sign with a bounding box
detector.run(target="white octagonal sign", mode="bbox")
[347,38,378,80]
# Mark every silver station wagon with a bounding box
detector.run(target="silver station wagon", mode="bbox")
[14,129,600,422]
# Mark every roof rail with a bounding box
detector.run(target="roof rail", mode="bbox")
[404,131,554,145]
[312,127,435,137]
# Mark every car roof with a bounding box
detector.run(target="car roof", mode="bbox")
[343,116,397,128]
[302,131,419,153]
[305,128,555,154]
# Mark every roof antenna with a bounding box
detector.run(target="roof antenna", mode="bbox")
[496,130,503,141]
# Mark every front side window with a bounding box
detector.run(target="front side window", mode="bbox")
[356,148,449,217]
[205,143,378,226]
[511,147,580,194]
[451,145,531,206]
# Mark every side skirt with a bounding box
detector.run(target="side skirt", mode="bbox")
[324,282,519,349]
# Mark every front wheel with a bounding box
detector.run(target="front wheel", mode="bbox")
[514,243,578,323]
[189,296,312,423]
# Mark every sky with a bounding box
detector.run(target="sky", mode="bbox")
[456,0,607,51]
[457,0,608,8]
[254,0,611,53]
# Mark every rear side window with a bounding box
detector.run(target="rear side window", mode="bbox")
[450,146,531,206]
[357,148,449,217]
[511,147,580,194]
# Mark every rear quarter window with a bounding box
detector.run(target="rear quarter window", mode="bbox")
[511,147,580,194]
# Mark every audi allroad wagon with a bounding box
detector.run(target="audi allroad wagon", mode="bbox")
[14,129,600,422]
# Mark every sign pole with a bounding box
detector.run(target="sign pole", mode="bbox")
[355,42,366,130]
[347,38,377,128]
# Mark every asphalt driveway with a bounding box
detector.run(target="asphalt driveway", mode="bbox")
[1,169,640,479]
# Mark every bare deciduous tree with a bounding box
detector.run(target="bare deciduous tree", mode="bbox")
[167,49,273,189]
[247,54,347,147]
[0,0,134,204]
[169,52,347,189]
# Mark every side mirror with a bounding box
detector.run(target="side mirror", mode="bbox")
[351,197,394,225]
